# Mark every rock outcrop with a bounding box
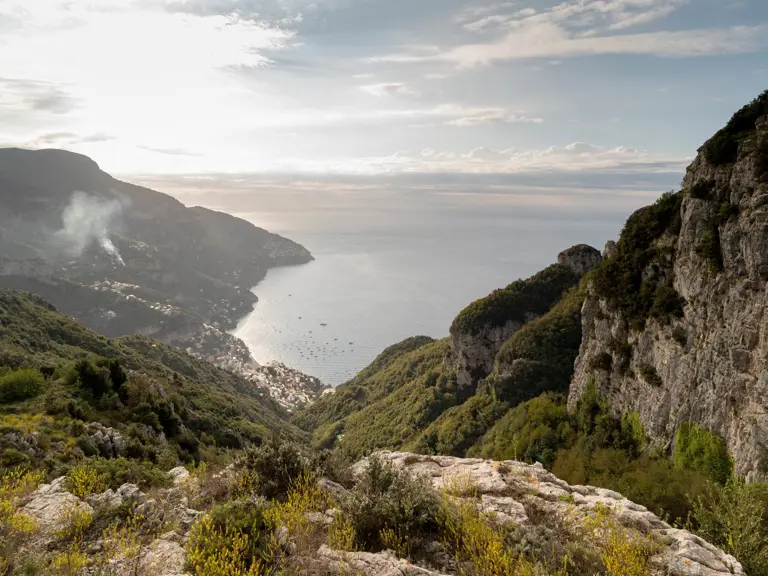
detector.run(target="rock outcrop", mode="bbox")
[308,545,449,576]
[13,450,745,576]
[354,452,743,576]
[569,100,768,479]
[88,422,124,458]
[448,248,601,388]
[557,244,603,276]
[22,477,93,537]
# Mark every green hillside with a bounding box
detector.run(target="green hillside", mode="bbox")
[0,289,304,483]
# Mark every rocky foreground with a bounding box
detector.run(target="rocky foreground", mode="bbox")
[15,452,741,576]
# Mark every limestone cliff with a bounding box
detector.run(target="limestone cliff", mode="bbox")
[448,245,601,388]
[569,91,768,479]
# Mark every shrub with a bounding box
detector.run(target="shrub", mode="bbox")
[650,284,684,319]
[588,352,613,373]
[66,464,108,499]
[714,201,738,227]
[591,191,683,330]
[726,89,768,134]
[88,457,171,490]
[689,179,715,200]
[672,327,688,347]
[581,502,658,576]
[244,439,311,501]
[689,480,768,576]
[452,264,578,335]
[439,476,564,575]
[186,509,271,576]
[702,90,768,166]
[755,134,768,183]
[1,448,30,467]
[621,412,646,453]
[341,455,441,555]
[673,422,732,484]
[96,513,143,576]
[265,473,333,563]
[0,469,43,574]
[703,130,739,165]
[0,368,45,403]
[638,364,663,388]
[74,359,112,399]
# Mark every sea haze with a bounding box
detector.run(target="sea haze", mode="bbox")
[226,192,638,386]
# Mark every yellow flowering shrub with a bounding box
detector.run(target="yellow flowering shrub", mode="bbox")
[50,546,89,576]
[439,475,566,576]
[0,468,43,574]
[66,463,108,499]
[581,503,658,576]
[96,514,145,576]
[54,504,93,543]
[186,514,267,576]
[328,513,356,552]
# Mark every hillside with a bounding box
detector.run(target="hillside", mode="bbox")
[0,288,305,476]
[0,147,326,408]
[294,246,600,458]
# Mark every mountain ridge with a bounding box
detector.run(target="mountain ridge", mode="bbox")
[0,147,328,409]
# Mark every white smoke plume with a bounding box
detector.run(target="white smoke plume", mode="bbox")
[56,191,126,265]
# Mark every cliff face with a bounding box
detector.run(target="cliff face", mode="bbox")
[569,95,768,479]
[448,245,601,388]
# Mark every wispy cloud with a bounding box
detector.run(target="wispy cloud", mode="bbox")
[25,132,114,147]
[0,78,78,114]
[138,145,201,156]
[377,0,767,66]
[360,82,421,97]
[360,142,690,175]
[445,109,543,126]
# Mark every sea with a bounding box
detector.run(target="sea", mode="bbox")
[230,198,637,386]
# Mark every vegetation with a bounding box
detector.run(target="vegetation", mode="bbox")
[0,368,45,404]
[292,337,446,441]
[638,364,663,387]
[295,338,469,457]
[468,384,719,526]
[409,286,585,458]
[687,480,768,575]
[689,179,715,200]
[591,191,684,330]
[673,422,733,485]
[451,264,578,335]
[0,289,305,495]
[703,89,768,165]
[757,133,768,182]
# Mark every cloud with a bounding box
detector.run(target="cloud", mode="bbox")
[138,145,201,156]
[445,109,543,126]
[0,78,78,114]
[25,132,115,147]
[355,142,690,176]
[375,0,768,66]
[360,82,421,97]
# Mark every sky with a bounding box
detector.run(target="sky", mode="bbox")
[1,0,767,213]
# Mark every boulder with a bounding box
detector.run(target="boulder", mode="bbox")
[22,480,93,538]
[311,545,449,576]
[139,538,188,576]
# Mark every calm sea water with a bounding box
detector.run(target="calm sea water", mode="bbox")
[232,203,627,386]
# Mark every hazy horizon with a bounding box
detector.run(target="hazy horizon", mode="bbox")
[1,0,766,218]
